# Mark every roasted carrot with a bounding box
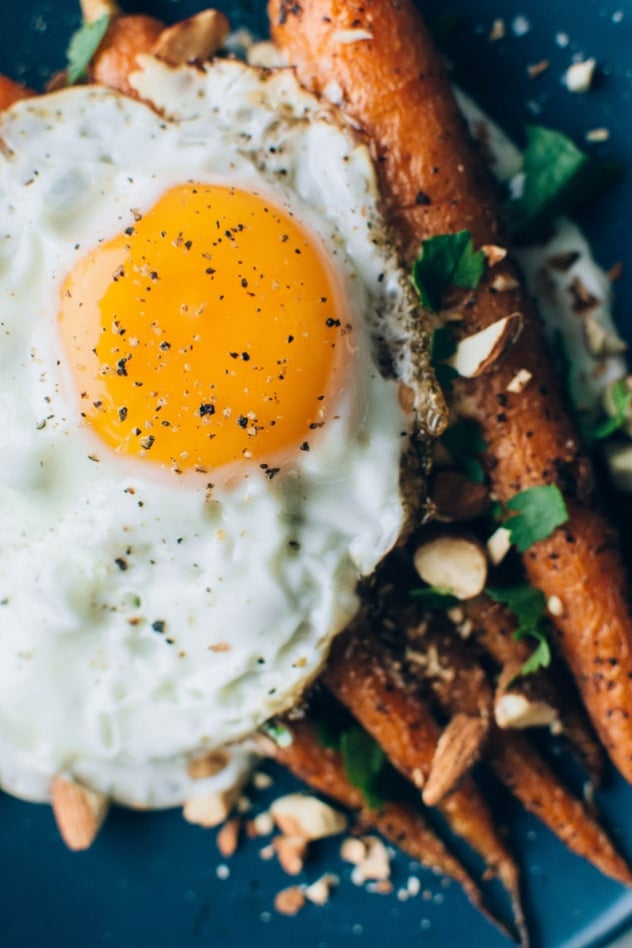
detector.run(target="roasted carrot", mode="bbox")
[403,616,632,886]
[463,596,606,785]
[268,0,632,784]
[0,76,33,109]
[323,627,526,931]
[273,713,512,940]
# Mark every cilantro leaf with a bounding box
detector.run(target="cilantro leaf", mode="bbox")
[340,725,387,811]
[593,378,632,440]
[67,15,110,85]
[504,484,569,553]
[410,586,461,610]
[506,125,623,242]
[518,633,552,676]
[412,230,486,311]
[440,419,488,483]
[486,585,551,676]
[486,584,547,628]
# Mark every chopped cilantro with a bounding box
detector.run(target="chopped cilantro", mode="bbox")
[440,419,488,483]
[412,230,486,312]
[260,720,293,748]
[506,125,623,242]
[66,15,110,85]
[314,717,342,751]
[410,586,461,610]
[340,725,387,811]
[430,326,459,390]
[503,484,569,553]
[486,585,552,676]
[593,378,632,440]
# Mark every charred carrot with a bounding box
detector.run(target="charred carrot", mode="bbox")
[463,596,606,785]
[403,616,632,885]
[323,627,526,931]
[268,0,632,784]
[273,713,512,940]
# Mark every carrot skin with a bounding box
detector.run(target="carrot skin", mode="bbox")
[0,76,33,109]
[89,14,164,97]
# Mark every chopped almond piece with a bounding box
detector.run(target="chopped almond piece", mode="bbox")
[216,818,240,857]
[187,749,230,780]
[414,534,488,600]
[274,835,308,875]
[51,775,109,852]
[274,886,306,916]
[270,793,347,840]
[152,9,230,65]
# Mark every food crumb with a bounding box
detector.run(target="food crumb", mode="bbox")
[556,31,570,48]
[511,15,531,37]
[216,818,240,858]
[252,770,274,790]
[274,886,306,916]
[527,60,550,79]
[564,58,597,93]
[216,863,230,880]
[585,127,610,143]
[304,873,339,906]
[488,19,505,41]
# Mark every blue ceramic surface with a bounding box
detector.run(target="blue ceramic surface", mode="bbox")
[2,2,632,946]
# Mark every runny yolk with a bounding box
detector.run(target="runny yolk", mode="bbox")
[58,183,351,475]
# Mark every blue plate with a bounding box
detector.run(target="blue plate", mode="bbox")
[2,2,632,947]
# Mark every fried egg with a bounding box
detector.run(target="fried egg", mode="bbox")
[0,56,439,806]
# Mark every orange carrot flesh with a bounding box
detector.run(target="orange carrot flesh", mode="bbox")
[0,76,33,109]
[269,0,632,783]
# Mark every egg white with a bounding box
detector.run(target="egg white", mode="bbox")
[0,57,439,806]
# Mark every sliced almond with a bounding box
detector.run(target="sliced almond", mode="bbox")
[481,245,508,267]
[80,0,120,22]
[51,775,109,852]
[490,273,520,292]
[274,834,308,875]
[332,28,374,44]
[486,525,512,565]
[506,368,533,394]
[304,873,339,906]
[582,312,627,358]
[603,441,632,492]
[495,692,560,730]
[269,793,347,840]
[340,836,368,865]
[152,9,230,65]
[349,837,391,883]
[413,534,488,600]
[422,713,489,806]
[448,312,523,378]
[183,779,244,828]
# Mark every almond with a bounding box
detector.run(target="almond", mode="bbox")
[448,312,523,378]
[413,533,488,600]
[152,9,230,65]
[50,775,109,852]
[269,793,347,840]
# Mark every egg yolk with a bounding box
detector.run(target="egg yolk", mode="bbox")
[58,183,351,475]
